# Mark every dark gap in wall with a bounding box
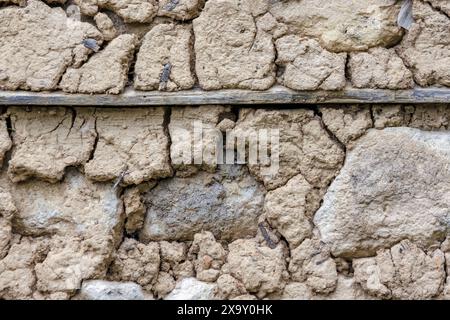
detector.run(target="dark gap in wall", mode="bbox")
[313,106,346,153]
[127,41,140,87]
[1,112,13,172]
[163,106,174,175]
[88,109,99,161]
[217,109,237,123]
[369,105,376,128]
[66,107,77,137]
[45,2,65,9]
[5,112,13,146]
[230,106,240,122]
[188,20,199,89]
[385,28,406,49]
[344,53,351,86]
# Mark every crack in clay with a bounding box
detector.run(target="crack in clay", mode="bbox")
[369,106,376,129]
[164,107,174,174]
[66,107,77,138]
[45,111,72,135]
[424,0,450,20]
[314,107,346,154]
[87,109,99,162]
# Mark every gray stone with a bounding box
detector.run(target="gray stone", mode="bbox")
[76,280,147,300]
[140,165,265,242]
[314,128,450,258]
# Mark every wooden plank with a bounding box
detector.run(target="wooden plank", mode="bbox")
[0,86,449,106]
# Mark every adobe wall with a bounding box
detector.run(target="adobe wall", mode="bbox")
[0,0,450,300]
[0,0,448,93]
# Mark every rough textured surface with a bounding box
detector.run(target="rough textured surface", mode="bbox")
[109,238,160,291]
[35,235,115,294]
[8,169,122,240]
[349,48,414,89]
[73,0,99,16]
[0,186,15,260]
[188,231,226,283]
[158,0,205,20]
[1,105,450,300]
[0,168,123,296]
[288,238,337,294]
[0,236,49,299]
[0,0,102,91]
[315,128,450,258]
[60,34,138,94]
[370,104,450,131]
[94,13,118,41]
[216,274,246,299]
[160,240,193,281]
[396,0,450,87]
[353,240,445,299]
[97,0,158,23]
[282,276,373,300]
[193,0,276,90]
[123,185,148,234]
[140,165,265,242]
[169,106,232,175]
[268,0,403,52]
[428,0,450,16]
[223,238,288,299]
[134,24,195,91]
[85,108,172,185]
[0,0,448,94]
[264,174,314,248]
[275,37,346,91]
[8,107,96,183]
[0,118,11,167]
[1,0,450,300]
[233,109,345,190]
[320,106,373,146]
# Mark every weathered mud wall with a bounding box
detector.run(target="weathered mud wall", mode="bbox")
[1,104,450,300]
[0,0,449,93]
[1,0,450,301]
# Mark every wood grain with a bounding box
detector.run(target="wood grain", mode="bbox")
[0,86,449,106]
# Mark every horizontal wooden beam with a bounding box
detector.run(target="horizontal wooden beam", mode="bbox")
[0,86,449,106]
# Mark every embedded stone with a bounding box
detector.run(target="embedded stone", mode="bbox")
[140,165,265,241]
[269,0,403,52]
[75,280,147,300]
[314,128,450,257]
